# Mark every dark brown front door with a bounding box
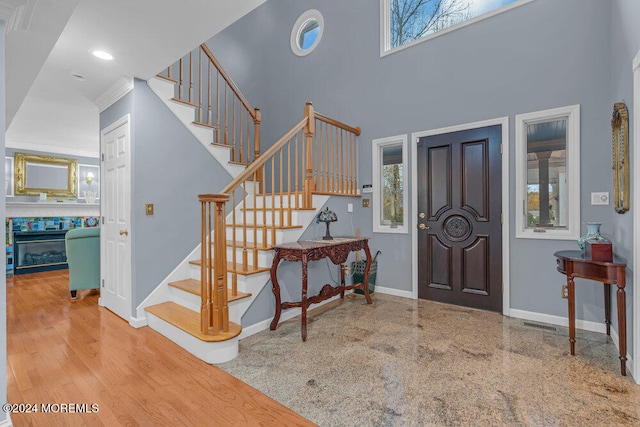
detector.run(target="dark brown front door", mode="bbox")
[417,126,502,312]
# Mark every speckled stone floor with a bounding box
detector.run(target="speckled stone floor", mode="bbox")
[219,294,640,426]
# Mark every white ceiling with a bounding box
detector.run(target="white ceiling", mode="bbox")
[4,0,266,158]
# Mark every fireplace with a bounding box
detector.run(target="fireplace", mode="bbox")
[13,230,69,274]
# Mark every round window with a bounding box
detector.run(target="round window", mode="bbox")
[291,10,324,56]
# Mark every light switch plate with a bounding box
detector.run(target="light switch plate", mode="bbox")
[145,203,154,215]
[591,192,609,206]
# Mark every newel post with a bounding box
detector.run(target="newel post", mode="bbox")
[303,102,315,209]
[199,194,230,335]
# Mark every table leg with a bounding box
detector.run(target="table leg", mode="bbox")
[301,253,309,342]
[617,283,627,376]
[362,242,373,305]
[567,276,576,356]
[269,251,282,331]
[340,263,346,299]
[604,283,611,336]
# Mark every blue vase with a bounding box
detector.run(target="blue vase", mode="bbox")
[577,222,602,249]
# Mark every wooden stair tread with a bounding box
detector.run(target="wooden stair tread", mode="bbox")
[210,142,232,150]
[168,279,251,302]
[228,161,249,166]
[189,260,270,275]
[145,302,241,342]
[227,223,303,230]
[192,121,218,129]
[155,74,178,83]
[240,207,316,211]
[170,97,198,108]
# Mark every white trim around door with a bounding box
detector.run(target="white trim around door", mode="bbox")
[411,117,510,315]
[632,49,640,384]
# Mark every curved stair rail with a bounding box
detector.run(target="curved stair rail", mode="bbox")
[157,44,261,167]
[198,102,360,336]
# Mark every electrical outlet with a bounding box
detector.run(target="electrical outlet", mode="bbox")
[561,284,568,299]
[362,199,370,208]
[347,203,353,213]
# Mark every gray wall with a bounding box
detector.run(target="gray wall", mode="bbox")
[610,0,640,364]
[0,19,8,425]
[207,0,629,334]
[100,79,233,313]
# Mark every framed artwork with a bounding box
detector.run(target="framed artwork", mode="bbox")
[611,102,629,213]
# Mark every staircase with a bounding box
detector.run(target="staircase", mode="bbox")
[141,44,360,364]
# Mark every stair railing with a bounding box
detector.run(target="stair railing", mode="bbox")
[198,102,360,336]
[158,44,261,168]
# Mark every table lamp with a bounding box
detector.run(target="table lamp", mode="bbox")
[317,207,338,240]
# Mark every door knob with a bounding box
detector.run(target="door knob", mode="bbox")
[418,223,430,230]
[119,229,129,236]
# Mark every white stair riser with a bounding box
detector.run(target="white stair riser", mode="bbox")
[147,311,239,364]
[188,264,270,293]
[167,286,250,324]
[225,246,273,266]
[244,194,304,209]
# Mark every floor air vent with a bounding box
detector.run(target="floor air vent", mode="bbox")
[522,321,557,332]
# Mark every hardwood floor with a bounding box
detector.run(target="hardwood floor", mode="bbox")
[6,270,314,426]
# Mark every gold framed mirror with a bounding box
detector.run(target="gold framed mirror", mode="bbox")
[611,102,629,214]
[14,152,78,197]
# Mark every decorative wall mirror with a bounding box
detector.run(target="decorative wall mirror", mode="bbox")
[611,102,629,213]
[14,152,78,197]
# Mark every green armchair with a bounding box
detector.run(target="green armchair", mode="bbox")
[65,227,100,299]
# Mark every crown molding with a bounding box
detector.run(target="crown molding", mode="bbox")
[6,140,99,159]
[0,0,33,31]
[94,75,134,112]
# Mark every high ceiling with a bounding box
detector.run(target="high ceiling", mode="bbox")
[4,0,266,157]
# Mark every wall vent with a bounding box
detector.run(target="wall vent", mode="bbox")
[522,321,557,332]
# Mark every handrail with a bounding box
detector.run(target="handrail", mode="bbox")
[199,44,257,120]
[314,112,361,136]
[221,118,307,194]
[198,101,360,336]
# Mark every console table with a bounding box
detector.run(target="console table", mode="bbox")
[269,237,373,341]
[554,250,627,375]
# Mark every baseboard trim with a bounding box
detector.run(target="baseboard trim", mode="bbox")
[374,286,414,300]
[509,308,606,333]
[129,316,148,328]
[0,414,11,427]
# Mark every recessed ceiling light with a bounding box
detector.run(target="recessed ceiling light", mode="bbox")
[92,50,114,61]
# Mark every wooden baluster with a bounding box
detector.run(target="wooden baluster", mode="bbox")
[271,156,276,245]
[216,73,220,144]
[224,85,229,147]
[167,65,172,80]
[232,96,237,161]
[207,59,211,126]
[303,102,315,209]
[252,173,258,266]
[231,191,237,271]
[178,58,184,100]
[242,183,248,272]
[189,51,193,104]
[279,147,284,227]
[287,140,292,226]
[352,132,357,194]
[295,133,300,209]
[199,49,204,123]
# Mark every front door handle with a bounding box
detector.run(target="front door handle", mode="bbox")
[119,229,129,236]
[418,223,430,230]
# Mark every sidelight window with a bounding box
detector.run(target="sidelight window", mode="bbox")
[373,135,408,233]
[515,105,580,240]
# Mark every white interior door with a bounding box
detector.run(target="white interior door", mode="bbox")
[99,114,132,321]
